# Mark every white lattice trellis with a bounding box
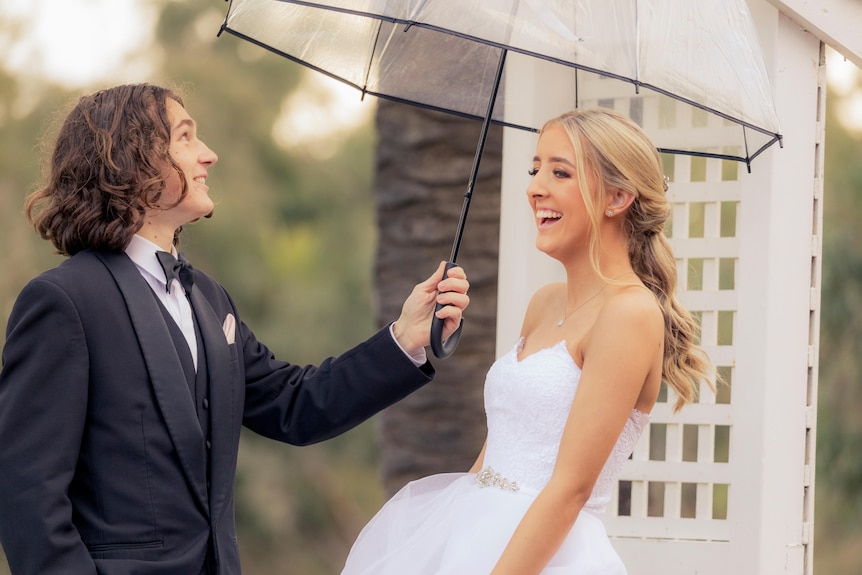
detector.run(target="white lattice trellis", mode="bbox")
[604,127,740,560]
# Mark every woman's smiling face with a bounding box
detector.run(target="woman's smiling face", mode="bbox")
[526,123,595,260]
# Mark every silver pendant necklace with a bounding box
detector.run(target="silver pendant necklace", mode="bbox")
[556,272,636,327]
[556,285,608,327]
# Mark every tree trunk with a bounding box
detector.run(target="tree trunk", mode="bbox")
[373,100,502,495]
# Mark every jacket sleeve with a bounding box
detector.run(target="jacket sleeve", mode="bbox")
[0,279,97,575]
[239,320,435,446]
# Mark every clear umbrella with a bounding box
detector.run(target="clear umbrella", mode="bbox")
[218,0,782,357]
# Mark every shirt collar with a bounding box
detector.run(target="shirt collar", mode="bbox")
[126,235,176,285]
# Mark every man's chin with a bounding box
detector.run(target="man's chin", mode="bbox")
[187,210,214,224]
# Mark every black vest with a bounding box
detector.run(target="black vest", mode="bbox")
[152,293,215,575]
[154,297,212,481]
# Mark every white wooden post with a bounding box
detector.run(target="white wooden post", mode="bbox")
[727,4,824,574]
[496,1,827,573]
[497,56,568,350]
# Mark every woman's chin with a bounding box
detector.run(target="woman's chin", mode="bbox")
[535,239,555,258]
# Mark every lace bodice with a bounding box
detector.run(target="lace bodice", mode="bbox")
[482,339,649,514]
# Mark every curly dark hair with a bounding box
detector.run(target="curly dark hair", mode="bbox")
[25,83,191,256]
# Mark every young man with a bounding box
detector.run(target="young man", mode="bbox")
[0,83,469,575]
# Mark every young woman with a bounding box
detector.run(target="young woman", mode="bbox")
[0,83,469,575]
[340,107,713,575]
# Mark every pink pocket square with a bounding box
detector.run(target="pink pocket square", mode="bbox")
[222,313,236,345]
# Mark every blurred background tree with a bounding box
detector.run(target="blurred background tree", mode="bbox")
[0,1,860,574]
[372,101,497,496]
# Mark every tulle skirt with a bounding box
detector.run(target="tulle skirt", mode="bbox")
[340,473,626,575]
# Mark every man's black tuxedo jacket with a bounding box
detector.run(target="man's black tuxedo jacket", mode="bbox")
[0,250,434,575]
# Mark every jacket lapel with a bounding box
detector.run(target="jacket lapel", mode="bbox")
[188,284,238,519]
[96,252,209,514]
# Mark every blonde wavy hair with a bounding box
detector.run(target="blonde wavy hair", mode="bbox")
[544,107,714,411]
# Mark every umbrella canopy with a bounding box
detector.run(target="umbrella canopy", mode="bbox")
[219,0,782,166]
[218,0,783,357]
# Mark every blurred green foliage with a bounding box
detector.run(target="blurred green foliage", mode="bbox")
[813,81,862,575]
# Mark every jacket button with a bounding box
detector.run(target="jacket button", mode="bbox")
[203,398,209,410]
[206,440,212,450]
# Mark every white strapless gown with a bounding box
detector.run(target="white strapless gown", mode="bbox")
[340,339,649,575]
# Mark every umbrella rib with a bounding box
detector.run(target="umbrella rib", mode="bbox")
[219,28,371,92]
[225,24,545,137]
[639,82,781,140]
[655,148,750,164]
[574,68,579,109]
[360,20,385,99]
[747,135,783,163]
[271,2,642,88]
[636,0,642,93]
[273,0,402,24]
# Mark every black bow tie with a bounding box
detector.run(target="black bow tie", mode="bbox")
[156,251,194,295]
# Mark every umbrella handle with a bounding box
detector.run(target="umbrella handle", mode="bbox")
[430,261,464,359]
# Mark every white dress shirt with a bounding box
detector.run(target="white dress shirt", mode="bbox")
[126,235,198,370]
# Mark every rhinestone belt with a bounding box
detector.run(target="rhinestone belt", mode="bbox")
[475,466,520,492]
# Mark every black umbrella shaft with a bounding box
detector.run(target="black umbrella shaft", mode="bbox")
[449,48,508,264]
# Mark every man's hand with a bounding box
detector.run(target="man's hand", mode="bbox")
[391,261,470,358]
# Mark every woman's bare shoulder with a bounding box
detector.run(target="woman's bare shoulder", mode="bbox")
[595,284,664,341]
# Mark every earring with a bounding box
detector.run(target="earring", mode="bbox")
[606,210,614,217]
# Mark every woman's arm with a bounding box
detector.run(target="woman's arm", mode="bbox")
[469,440,488,473]
[490,289,663,575]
